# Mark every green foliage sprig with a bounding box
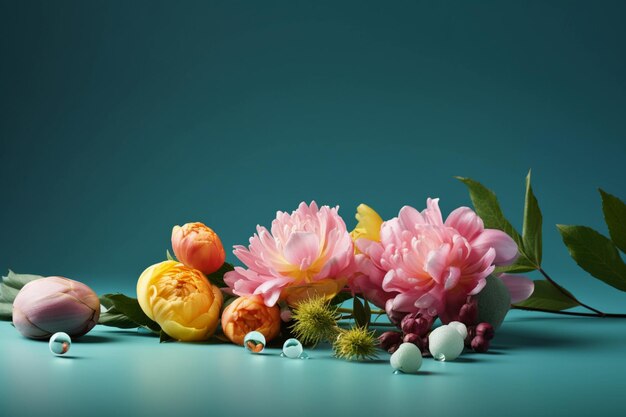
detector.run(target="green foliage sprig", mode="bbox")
[458,171,626,317]
[0,271,43,320]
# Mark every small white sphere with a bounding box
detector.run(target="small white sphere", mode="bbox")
[447,321,468,340]
[429,325,464,361]
[282,338,303,359]
[49,332,72,355]
[390,343,422,374]
[244,331,266,353]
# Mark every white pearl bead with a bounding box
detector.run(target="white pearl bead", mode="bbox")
[282,338,303,359]
[447,321,468,340]
[49,332,71,355]
[390,343,422,373]
[429,325,464,361]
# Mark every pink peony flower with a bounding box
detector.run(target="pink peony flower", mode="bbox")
[352,198,531,322]
[224,202,355,307]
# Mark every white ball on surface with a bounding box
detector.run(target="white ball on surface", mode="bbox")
[429,325,464,361]
[390,342,422,374]
[447,321,468,340]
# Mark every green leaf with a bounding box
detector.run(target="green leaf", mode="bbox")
[98,293,161,332]
[166,250,175,261]
[98,310,140,329]
[205,262,235,288]
[0,302,12,320]
[600,189,626,254]
[363,297,371,322]
[329,291,353,306]
[522,171,542,265]
[456,177,538,270]
[0,270,44,320]
[514,280,579,311]
[160,330,174,343]
[494,263,537,274]
[456,177,523,243]
[352,297,369,328]
[0,283,20,303]
[558,225,626,291]
[3,270,43,289]
[99,294,115,310]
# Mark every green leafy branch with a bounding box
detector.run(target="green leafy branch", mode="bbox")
[458,172,626,318]
[0,271,44,320]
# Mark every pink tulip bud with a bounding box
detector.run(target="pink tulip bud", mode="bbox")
[12,277,100,339]
[171,222,226,275]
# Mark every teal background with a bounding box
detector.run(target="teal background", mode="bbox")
[1,1,626,416]
[1,0,625,304]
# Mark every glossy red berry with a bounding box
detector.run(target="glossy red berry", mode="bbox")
[475,322,495,341]
[471,335,490,353]
[403,332,423,350]
[465,325,476,347]
[378,331,402,353]
[401,316,417,335]
[458,301,478,326]
[421,336,430,354]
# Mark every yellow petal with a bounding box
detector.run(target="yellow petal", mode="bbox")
[350,204,383,244]
[282,278,347,307]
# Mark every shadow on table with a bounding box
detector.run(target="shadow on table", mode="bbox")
[493,316,626,351]
[74,334,118,344]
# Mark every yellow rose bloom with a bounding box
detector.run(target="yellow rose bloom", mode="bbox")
[137,260,223,341]
[350,204,384,245]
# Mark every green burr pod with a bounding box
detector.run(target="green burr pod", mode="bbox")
[477,275,511,330]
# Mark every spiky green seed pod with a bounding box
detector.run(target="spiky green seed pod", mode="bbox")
[333,326,379,361]
[291,296,340,345]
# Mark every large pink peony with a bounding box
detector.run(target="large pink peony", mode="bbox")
[351,198,531,322]
[224,202,355,307]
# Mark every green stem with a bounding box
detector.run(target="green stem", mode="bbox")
[337,321,394,327]
[538,267,605,316]
[367,322,395,327]
[512,305,626,318]
[337,307,385,315]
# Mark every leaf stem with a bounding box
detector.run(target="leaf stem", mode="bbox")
[337,307,385,315]
[538,267,606,316]
[512,305,626,318]
[337,321,394,328]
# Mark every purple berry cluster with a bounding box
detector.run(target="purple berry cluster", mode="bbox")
[457,298,495,353]
[378,312,434,355]
[379,298,498,355]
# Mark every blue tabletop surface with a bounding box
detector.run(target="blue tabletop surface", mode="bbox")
[2,1,625,416]
[1,309,625,417]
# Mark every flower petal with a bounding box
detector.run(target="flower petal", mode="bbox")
[499,274,534,303]
[283,231,320,269]
[425,243,451,283]
[422,198,444,226]
[445,207,484,241]
[472,229,519,266]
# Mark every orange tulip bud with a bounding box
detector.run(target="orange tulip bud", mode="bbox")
[171,222,226,275]
[221,296,281,346]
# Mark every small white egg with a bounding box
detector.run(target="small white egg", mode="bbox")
[429,325,464,361]
[390,342,422,373]
[447,321,468,340]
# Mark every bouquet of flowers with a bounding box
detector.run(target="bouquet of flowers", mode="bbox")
[2,173,624,373]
